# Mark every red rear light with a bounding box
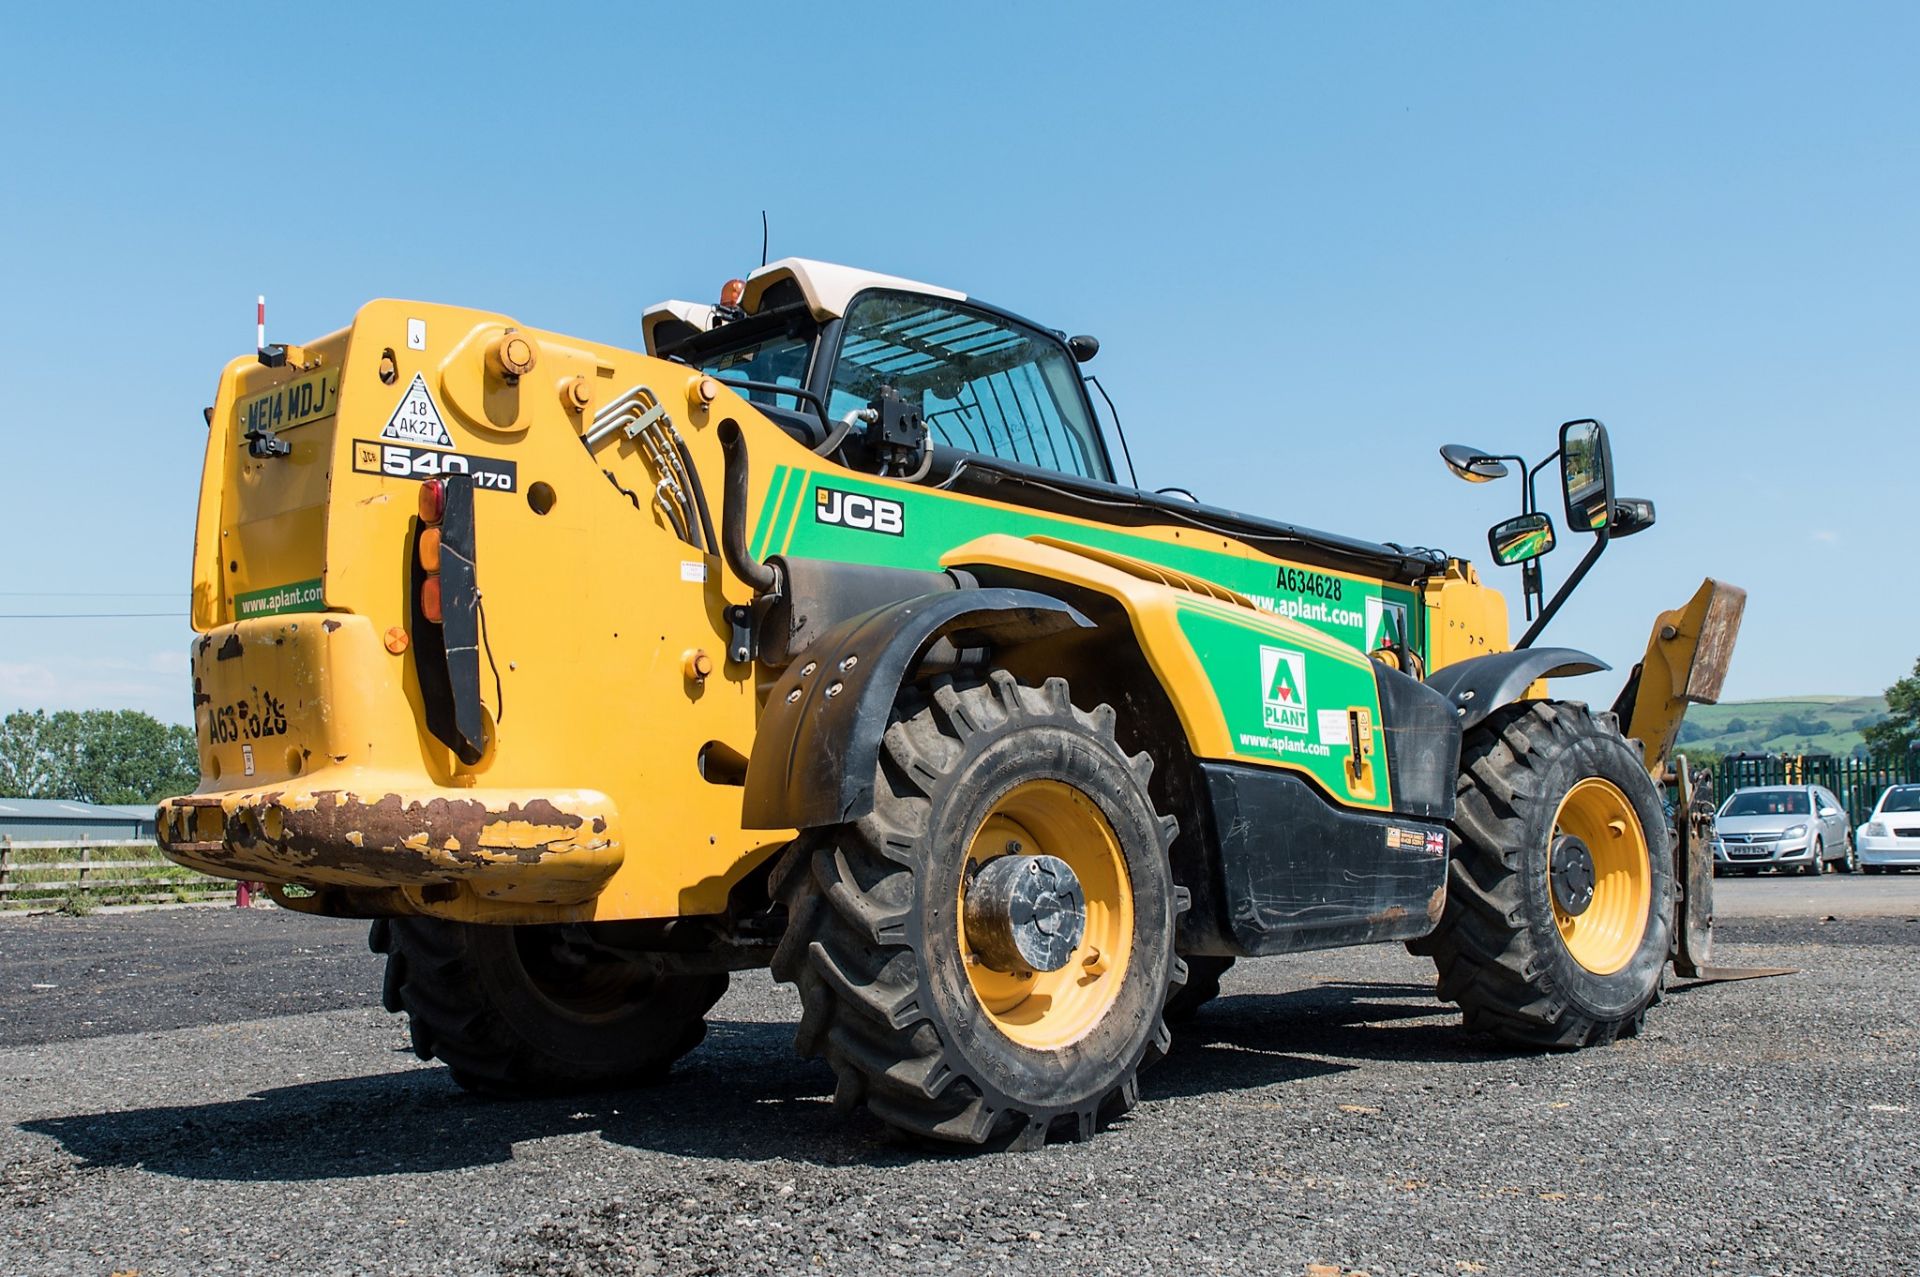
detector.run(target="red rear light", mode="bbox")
[420,575,443,625]
[419,478,445,525]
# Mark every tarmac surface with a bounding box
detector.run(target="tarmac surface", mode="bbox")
[1,876,1915,1275]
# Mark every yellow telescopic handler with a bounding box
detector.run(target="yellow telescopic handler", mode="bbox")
[161,259,1742,1148]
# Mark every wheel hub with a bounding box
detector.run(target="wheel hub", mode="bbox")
[963,853,1085,973]
[1550,834,1597,916]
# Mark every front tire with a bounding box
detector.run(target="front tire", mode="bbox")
[370,917,727,1095]
[1413,701,1673,1048]
[771,670,1185,1148]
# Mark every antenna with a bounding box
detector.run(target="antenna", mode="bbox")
[760,211,769,267]
[256,295,266,352]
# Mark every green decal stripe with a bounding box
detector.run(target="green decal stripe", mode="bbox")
[1175,606,1391,809]
[1178,595,1375,665]
[751,465,792,561]
[779,472,814,557]
[771,468,1427,663]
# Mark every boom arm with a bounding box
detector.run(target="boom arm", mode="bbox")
[1613,578,1747,776]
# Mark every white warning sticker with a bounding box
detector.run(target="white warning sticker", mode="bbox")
[680,561,708,583]
[380,371,452,447]
[1317,709,1351,746]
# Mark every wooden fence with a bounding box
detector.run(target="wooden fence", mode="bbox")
[0,838,232,909]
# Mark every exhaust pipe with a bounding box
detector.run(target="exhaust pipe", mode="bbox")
[716,419,778,594]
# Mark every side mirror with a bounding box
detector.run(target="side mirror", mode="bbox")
[1440,443,1509,483]
[1067,335,1100,363]
[1559,418,1614,532]
[1488,512,1557,566]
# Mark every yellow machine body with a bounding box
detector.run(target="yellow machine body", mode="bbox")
[158,298,1662,927]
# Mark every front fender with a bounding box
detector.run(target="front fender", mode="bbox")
[740,588,1091,829]
[1423,647,1609,731]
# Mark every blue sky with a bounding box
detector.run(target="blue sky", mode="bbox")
[1,3,1913,722]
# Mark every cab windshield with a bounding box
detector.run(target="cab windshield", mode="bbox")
[1880,787,1920,813]
[1721,790,1809,817]
[827,291,1109,481]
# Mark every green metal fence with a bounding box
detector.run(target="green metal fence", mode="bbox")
[1710,755,1920,828]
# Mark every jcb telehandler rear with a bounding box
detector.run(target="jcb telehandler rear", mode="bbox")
[160,259,1743,1148]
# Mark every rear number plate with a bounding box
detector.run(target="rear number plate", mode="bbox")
[353,439,517,491]
[239,368,339,434]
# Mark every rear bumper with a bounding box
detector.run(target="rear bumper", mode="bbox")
[158,781,622,905]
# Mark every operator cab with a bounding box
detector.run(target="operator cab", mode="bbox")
[644,258,1114,485]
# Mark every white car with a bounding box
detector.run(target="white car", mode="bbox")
[1856,784,1920,873]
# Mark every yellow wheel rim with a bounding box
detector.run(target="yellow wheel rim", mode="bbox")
[959,780,1132,1051]
[1551,777,1652,975]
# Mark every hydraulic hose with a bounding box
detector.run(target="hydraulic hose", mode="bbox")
[716,419,779,593]
[670,431,719,558]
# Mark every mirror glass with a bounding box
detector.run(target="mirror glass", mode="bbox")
[1440,443,1509,483]
[1559,419,1613,531]
[1487,512,1557,566]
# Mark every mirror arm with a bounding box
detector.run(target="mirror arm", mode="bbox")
[1515,523,1609,650]
[1524,450,1559,517]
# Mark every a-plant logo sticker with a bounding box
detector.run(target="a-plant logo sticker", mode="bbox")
[1259,646,1310,735]
[815,487,905,535]
[1365,596,1409,652]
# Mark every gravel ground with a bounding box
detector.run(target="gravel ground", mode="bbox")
[1,888,1915,1275]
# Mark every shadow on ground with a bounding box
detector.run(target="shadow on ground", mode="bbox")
[21,979,1488,1178]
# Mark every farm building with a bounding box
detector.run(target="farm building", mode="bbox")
[0,799,156,843]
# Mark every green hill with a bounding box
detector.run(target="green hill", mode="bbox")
[1677,695,1889,759]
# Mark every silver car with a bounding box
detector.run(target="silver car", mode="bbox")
[1712,784,1855,875]
[1856,785,1920,873]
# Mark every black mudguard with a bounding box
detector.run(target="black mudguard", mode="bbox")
[1198,764,1449,955]
[740,589,1091,829]
[1423,646,1609,731]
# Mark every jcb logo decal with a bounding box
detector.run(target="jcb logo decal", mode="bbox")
[815,487,905,536]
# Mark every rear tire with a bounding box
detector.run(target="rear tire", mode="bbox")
[1413,701,1673,1048]
[1165,956,1234,1023]
[370,917,727,1095]
[771,669,1185,1149]
[1838,837,1858,874]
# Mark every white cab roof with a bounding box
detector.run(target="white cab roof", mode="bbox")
[642,258,966,355]
[742,257,965,319]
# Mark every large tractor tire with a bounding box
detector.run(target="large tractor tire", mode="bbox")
[370,917,727,1095]
[1165,955,1234,1023]
[771,669,1186,1149]
[1411,701,1673,1048]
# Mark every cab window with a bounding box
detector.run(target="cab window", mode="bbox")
[826,291,1109,481]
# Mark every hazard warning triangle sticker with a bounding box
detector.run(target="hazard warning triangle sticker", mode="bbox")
[380,372,453,447]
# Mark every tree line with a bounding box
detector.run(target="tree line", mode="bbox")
[0,710,198,805]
